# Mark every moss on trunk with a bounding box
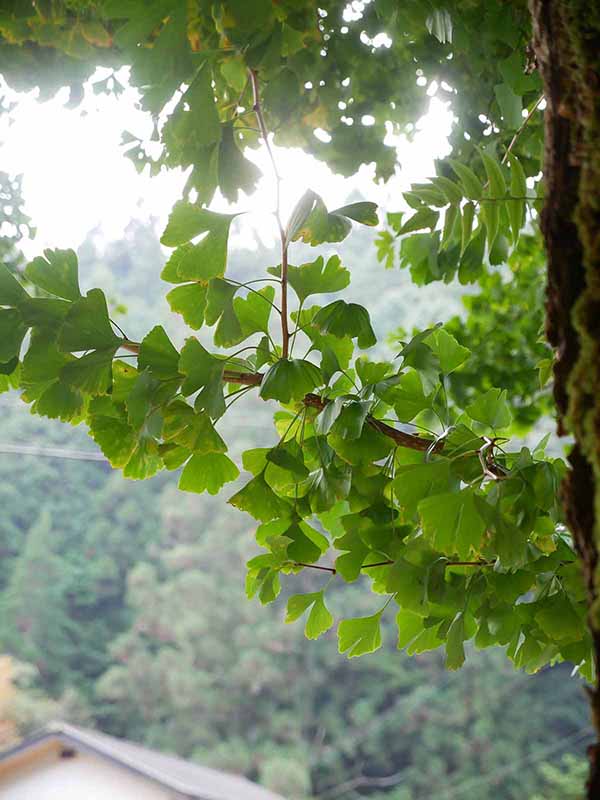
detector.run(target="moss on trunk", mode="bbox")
[530,1,600,795]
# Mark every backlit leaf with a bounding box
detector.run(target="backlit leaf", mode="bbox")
[25,248,81,301]
[260,359,322,403]
[179,452,239,494]
[338,613,383,658]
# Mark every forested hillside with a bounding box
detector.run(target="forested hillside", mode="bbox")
[0,219,589,800]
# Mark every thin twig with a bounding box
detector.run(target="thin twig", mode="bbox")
[249,68,290,358]
[292,562,337,574]
[501,93,544,165]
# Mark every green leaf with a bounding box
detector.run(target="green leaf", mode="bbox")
[163,227,235,283]
[396,324,439,359]
[508,155,527,242]
[166,283,207,330]
[179,338,225,420]
[333,202,378,226]
[461,202,475,255]
[313,300,376,348]
[309,461,352,513]
[446,612,466,669]
[431,175,463,204]
[397,207,439,235]
[218,122,262,203]
[286,592,318,621]
[494,82,522,130]
[162,402,227,454]
[392,371,431,421]
[259,359,322,403]
[338,613,383,658]
[458,225,486,284]
[0,263,28,306]
[19,297,70,328]
[293,194,351,245]
[234,286,275,338]
[269,255,350,303]
[138,325,180,379]
[396,608,424,650]
[161,204,237,282]
[285,520,328,563]
[481,199,499,249]
[489,233,509,265]
[393,460,454,518]
[480,151,507,199]
[123,437,162,480]
[408,183,447,207]
[0,357,18,378]
[475,498,528,569]
[228,473,291,522]
[31,381,84,422]
[285,591,334,639]
[214,304,244,349]
[418,489,486,558]
[88,406,136,467]
[0,308,27,362]
[428,328,470,374]
[205,278,238,326]
[291,195,377,247]
[60,347,117,394]
[179,452,239,494]
[25,248,81,301]
[58,289,121,352]
[447,159,483,200]
[315,396,345,435]
[441,204,459,248]
[126,370,160,430]
[534,593,584,643]
[398,338,440,395]
[20,334,73,401]
[466,388,512,430]
[285,190,318,243]
[334,400,372,440]
[266,442,309,480]
[426,9,452,43]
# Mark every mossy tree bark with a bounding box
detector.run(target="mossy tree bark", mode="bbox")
[530,1,600,795]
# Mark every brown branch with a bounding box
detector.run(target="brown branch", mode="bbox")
[120,340,140,354]
[292,562,336,574]
[292,558,495,576]
[117,347,440,453]
[249,68,290,358]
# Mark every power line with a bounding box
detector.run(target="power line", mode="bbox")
[437,725,593,800]
[0,443,106,462]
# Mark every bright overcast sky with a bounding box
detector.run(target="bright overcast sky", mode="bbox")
[0,69,452,258]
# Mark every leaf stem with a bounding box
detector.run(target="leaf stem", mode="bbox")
[224,278,282,315]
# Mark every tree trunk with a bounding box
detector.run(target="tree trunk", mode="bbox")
[529,1,600,796]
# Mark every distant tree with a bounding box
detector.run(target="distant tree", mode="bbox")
[0,2,599,795]
[531,754,587,800]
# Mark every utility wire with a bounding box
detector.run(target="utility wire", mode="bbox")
[436,725,593,800]
[0,443,107,462]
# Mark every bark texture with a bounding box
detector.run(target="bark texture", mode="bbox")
[530,1,600,796]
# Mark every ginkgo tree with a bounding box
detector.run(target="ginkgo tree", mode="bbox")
[0,1,599,795]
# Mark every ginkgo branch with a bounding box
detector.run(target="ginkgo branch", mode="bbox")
[119,342,442,454]
[249,68,290,358]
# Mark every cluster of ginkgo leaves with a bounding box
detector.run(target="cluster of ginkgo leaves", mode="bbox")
[376,149,543,286]
[0,0,589,680]
[0,180,590,677]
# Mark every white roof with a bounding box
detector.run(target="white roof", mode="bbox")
[0,721,286,800]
